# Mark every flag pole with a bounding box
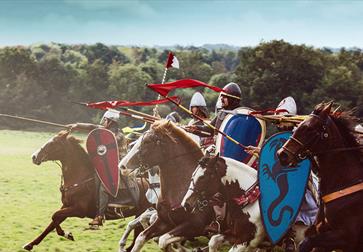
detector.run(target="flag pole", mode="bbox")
[154,52,176,117]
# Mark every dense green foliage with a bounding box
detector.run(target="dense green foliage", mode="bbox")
[0,41,362,130]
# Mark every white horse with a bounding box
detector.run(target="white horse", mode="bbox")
[182,155,313,252]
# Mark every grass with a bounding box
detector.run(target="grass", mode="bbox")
[0,130,162,252]
[0,130,284,252]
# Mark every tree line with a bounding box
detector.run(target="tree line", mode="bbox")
[0,40,362,130]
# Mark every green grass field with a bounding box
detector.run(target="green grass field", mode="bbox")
[0,130,165,252]
[0,130,284,252]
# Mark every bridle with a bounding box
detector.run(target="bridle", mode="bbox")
[282,114,337,161]
[283,114,363,162]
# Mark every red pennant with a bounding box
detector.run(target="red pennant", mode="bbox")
[148,79,223,97]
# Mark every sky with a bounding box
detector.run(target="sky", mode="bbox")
[0,0,362,48]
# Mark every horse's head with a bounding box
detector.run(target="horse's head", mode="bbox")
[278,102,339,166]
[181,154,226,212]
[32,131,71,165]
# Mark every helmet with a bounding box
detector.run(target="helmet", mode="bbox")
[220,82,241,100]
[355,124,363,134]
[165,111,181,123]
[189,92,207,110]
[100,110,119,124]
[275,97,297,115]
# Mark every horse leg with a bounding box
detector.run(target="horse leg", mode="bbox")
[119,217,142,252]
[158,233,185,251]
[54,225,74,241]
[23,206,84,251]
[23,220,60,251]
[131,217,171,252]
[208,234,227,252]
[126,222,145,252]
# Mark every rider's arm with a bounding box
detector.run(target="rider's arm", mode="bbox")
[185,116,216,137]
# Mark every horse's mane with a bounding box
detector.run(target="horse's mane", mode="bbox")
[151,120,201,151]
[314,103,361,149]
[57,131,91,165]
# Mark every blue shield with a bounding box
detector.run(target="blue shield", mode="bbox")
[216,107,266,166]
[258,132,311,244]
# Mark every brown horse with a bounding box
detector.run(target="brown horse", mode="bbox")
[23,130,151,251]
[120,120,215,252]
[278,103,363,252]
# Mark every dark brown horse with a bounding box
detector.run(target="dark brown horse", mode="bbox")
[278,103,363,252]
[23,130,151,251]
[120,120,214,251]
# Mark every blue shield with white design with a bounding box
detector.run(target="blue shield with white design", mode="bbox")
[258,132,311,244]
[216,107,266,166]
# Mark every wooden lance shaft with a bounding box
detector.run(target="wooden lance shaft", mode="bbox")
[118,107,160,121]
[0,113,69,129]
[106,108,155,124]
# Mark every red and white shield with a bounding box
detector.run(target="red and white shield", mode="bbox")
[86,128,119,197]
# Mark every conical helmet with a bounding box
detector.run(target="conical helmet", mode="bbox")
[189,92,207,110]
[275,97,297,115]
[100,110,119,124]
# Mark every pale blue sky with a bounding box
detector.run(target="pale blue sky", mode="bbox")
[0,0,362,47]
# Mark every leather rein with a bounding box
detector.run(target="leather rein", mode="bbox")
[282,114,363,204]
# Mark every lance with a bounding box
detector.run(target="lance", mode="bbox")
[148,89,249,150]
[72,102,157,124]
[0,113,70,129]
[118,107,160,121]
[107,108,156,124]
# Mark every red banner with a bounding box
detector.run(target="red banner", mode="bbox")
[148,79,223,97]
[86,96,180,110]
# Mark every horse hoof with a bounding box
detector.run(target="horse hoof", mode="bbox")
[65,231,74,241]
[22,243,33,251]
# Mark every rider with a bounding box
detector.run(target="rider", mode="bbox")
[186,83,242,233]
[188,91,209,125]
[68,110,129,226]
[186,82,241,136]
[247,97,319,251]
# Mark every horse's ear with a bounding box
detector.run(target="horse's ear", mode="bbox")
[61,130,70,139]
[322,102,333,115]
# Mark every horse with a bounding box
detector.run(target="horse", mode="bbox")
[182,154,313,252]
[277,102,363,252]
[23,130,151,251]
[181,154,266,251]
[120,120,215,252]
